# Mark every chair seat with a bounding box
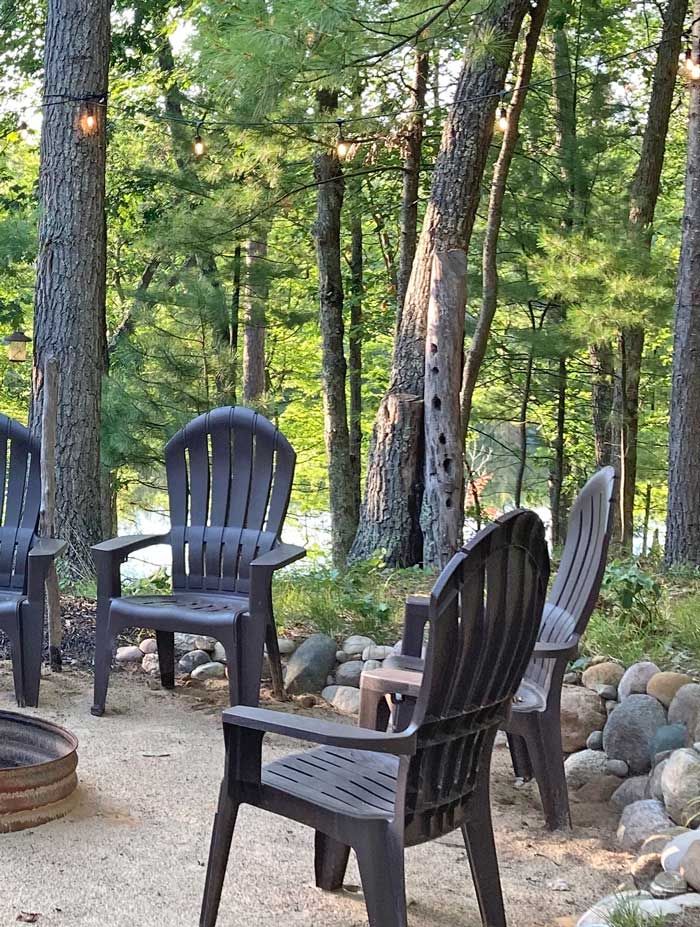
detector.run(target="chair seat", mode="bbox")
[262,746,399,820]
[511,679,547,713]
[109,592,248,628]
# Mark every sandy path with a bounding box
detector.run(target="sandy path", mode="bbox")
[0,666,629,926]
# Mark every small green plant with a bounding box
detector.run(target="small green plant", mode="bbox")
[603,896,665,927]
[122,568,172,597]
[601,560,663,631]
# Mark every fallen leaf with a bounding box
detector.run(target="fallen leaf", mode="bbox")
[17,913,41,923]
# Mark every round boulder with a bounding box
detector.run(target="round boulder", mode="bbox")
[647,672,694,709]
[612,776,651,811]
[587,730,604,751]
[178,649,211,674]
[564,749,609,790]
[650,724,688,763]
[116,645,143,663]
[603,694,667,774]
[341,635,374,656]
[648,758,669,802]
[619,662,661,700]
[661,748,700,826]
[668,684,700,739]
[322,685,360,715]
[139,638,158,654]
[191,661,226,680]
[335,660,364,688]
[582,662,625,692]
[680,841,700,892]
[284,633,337,694]
[662,831,700,873]
[617,799,675,851]
[560,685,606,753]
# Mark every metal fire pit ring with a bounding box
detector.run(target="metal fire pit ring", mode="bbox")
[0,710,79,833]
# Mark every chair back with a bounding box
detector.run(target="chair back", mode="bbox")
[0,415,41,592]
[402,510,549,843]
[165,407,296,595]
[525,466,616,693]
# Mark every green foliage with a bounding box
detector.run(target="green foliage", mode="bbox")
[600,560,664,632]
[602,897,665,927]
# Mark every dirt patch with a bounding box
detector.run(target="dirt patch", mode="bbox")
[0,664,629,926]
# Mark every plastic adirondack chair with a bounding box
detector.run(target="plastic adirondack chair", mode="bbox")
[360,467,616,831]
[199,509,549,927]
[91,407,305,717]
[0,414,66,707]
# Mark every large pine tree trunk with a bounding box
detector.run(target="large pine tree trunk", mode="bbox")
[460,0,548,438]
[348,207,363,520]
[618,0,688,552]
[666,1,700,567]
[242,233,268,403]
[590,341,616,467]
[351,0,532,566]
[314,151,358,566]
[32,0,110,578]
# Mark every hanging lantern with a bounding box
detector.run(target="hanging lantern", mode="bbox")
[3,331,31,363]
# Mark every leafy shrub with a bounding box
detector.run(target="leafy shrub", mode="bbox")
[600,560,663,631]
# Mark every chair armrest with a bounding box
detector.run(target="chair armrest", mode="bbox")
[402,595,430,658]
[91,533,171,564]
[223,705,416,756]
[250,543,306,572]
[532,635,580,660]
[28,538,68,561]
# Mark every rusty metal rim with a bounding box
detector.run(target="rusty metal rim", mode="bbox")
[0,709,79,771]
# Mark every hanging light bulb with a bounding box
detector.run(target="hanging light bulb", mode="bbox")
[80,104,97,135]
[497,104,508,133]
[684,45,694,73]
[193,121,206,158]
[336,118,349,159]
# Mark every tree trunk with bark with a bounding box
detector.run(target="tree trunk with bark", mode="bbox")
[351,0,532,565]
[348,206,363,521]
[590,341,616,467]
[618,0,688,552]
[460,0,549,438]
[666,3,700,567]
[32,0,110,578]
[314,151,358,566]
[242,233,268,403]
[396,46,429,316]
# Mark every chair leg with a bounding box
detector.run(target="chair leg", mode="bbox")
[5,622,25,708]
[265,621,286,701]
[217,631,242,707]
[525,714,571,831]
[359,686,387,730]
[506,732,533,781]
[200,781,240,927]
[462,793,506,927]
[20,604,44,708]
[92,605,115,717]
[156,631,175,689]
[314,831,351,891]
[355,825,407,927]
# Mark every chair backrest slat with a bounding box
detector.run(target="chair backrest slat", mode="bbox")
[0,415,41,592]
[165,407,296,594]
[402,510,549,844]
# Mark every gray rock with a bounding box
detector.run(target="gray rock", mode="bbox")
[194,636,216,653]
[612,776,650,811]
[335,660,364,688]
[650,724,688,762]
[326,675,335,686]
[606,700,617,716]
[322,685,361,715]
[668,684,700,739]
[335,651,351,664]
[649,871,687,898]
[139,638,158,654]
[587,730,604,751]
[661,748,700,825]
[563,672,579,685]
[619,662,662,700]
[596,685,619,701]
[560,685,607,753]
[115,645,143,663]
[212,642,228,663]
[603,694,667,774]
[141,653,159,674]
[284,634,338,694]
[363,660,382,672]
[341,635,374,656]
[662,831,700,873]
[648,758,668,802]
[680,841,700,892]
[564,750,609,789]
[277,638,297,656]
[191,661,226,680]
[174,632,200,655]
[617,799,675,851]
[178,649,211,674]
[362,645,394,661]
[606,758,629,778]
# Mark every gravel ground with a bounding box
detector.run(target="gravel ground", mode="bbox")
[0,665,629,927]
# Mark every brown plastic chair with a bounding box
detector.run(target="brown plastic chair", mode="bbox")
[360,467,616,830]
[91,407,305,716]
[0,414,66,707]
[199,509,549,927]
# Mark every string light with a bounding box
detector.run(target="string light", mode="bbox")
[193,121,206,158]
[496,99,508,132]
[336,119,349,159]
[683,44,694,73]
